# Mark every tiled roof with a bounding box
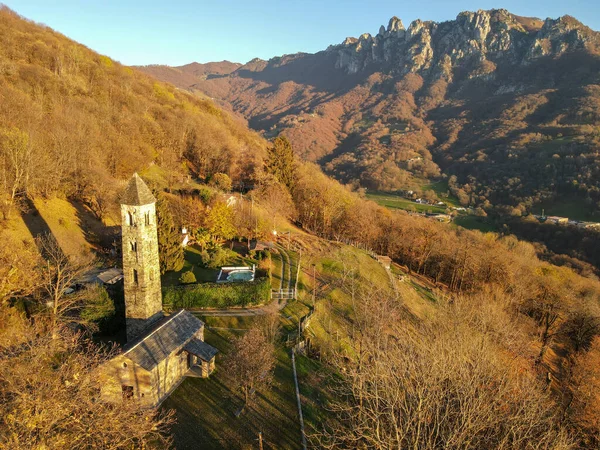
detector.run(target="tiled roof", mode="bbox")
[184,338,219,362]
[121,173,156,206]
[123,310,203,370]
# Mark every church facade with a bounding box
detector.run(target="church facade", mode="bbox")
[100,174,217,408]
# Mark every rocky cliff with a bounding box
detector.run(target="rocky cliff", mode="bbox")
[331,10,598,76]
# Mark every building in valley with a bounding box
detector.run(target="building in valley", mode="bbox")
[100,174,217,408]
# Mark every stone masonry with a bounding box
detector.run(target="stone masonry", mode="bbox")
[120,173,163,341]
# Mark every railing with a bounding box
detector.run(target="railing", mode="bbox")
[271,288,296,300]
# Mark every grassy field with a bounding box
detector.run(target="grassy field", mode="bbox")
[420,179,461,207]
[453,215,499,233]
[533,195,599,222]
[163,328,302,450]
[366,192,447,213]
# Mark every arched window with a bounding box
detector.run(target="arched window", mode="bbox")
[145,211,150,226]
[127,211,134,226]
[130,241,137,252]
[133,269,138,285]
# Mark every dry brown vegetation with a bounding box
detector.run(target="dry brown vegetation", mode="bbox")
[0,6,266,223]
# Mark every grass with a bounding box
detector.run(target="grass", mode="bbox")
[366,192,447,214]
[453,215,499,233]
[31,197,93,258]
[197,315,261,330]
[533,195,599,222]
[420,179,461,207]
[163,328,301,450]
[162,244,262,287]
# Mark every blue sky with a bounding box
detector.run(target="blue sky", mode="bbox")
[4,0,600,66]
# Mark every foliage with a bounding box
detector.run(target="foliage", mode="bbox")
[0,306,173,449]
[205,201,236,242]
[265,135,296,191]
[200,246,236,269]
[162,278,271,309]
[0,7,266,217]
[80,284,114,323]
[208,172,232,192]
[179,270,197,284]
[157,194,185,274]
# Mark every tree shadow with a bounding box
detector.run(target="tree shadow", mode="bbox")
[70,200,120,262]
[19,196,60,258]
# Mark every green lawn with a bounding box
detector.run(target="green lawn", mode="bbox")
[163,328,302,450]
[366,192,447,213]
[533,195,599,222]
[453,215,499,233]
[162,244,262,287]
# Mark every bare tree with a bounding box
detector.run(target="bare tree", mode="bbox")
[224,328,275,406]
[36,234,92,337]
[0,311,174,449]
[0,127,31,219]
[313,291,573,450]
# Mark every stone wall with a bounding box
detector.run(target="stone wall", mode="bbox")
[99,354,155,408]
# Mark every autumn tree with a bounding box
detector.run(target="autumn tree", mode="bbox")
[205,201,236,242]
[224,328,275,406]
[157,194,184,274]
[0,308,174,449]
[209,172,232,192]
[265,135,296,191]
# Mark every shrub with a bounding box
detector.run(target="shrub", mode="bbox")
[179,270,197,285]
[163,278,271,309]
[209,172,232,192]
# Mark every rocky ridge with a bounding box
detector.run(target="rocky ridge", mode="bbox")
[330,9,599,77]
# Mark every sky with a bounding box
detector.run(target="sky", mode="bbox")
[4,0,600,66]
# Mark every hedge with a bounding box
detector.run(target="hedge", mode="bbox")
[163,277,271,309]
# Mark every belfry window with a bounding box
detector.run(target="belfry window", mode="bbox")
[145,212,150,226]
[127,211,134,226]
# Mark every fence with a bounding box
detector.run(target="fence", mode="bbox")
[271,288,296,300]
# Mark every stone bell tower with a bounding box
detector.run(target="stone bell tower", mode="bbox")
[120,173,163,341]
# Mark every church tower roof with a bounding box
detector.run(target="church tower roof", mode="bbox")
[121,173,156,206]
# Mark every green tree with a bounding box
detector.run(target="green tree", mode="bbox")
[157,195,185,274]
[265,135,296,191]
[206,201,236,242]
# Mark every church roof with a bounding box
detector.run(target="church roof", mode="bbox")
[121,173,156,206]
[122,310,205,371]
[184,338,219,362]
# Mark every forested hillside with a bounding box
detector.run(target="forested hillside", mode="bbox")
[0,6,266,223]
[141,9,600,216]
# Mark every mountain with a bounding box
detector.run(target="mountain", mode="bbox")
[140,9,600,215]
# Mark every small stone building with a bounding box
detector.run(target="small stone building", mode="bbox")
[100,309,218,407]
[100,174,217,408]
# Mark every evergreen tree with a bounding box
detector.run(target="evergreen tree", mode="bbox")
[265,135,296,191]
[156,194,185,274]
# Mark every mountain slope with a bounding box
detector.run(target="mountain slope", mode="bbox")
[141,9,600,214]
[0,6,266,222]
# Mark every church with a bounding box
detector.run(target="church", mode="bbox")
[100,174,218,408]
